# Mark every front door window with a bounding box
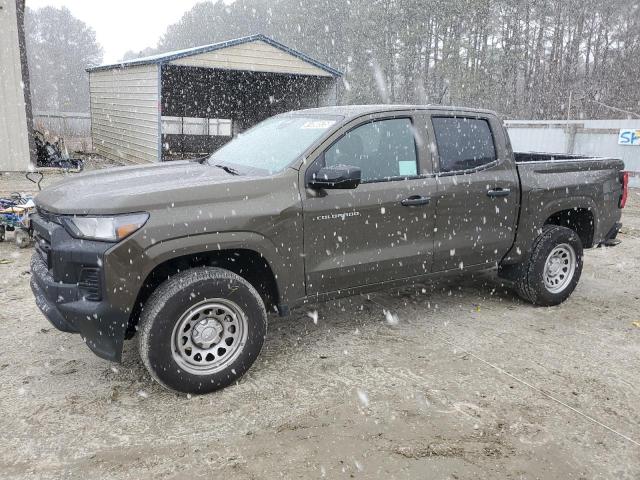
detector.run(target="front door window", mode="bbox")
[324,118,418,182]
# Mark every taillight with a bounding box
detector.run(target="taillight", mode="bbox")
[619,171,629,208]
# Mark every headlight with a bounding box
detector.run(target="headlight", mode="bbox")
[61,213,149,241]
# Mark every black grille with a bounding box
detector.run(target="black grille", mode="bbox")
[33,233,52,269]
[78,268,102,301]
[31,213,54,268]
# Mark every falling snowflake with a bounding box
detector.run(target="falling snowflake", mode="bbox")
[383,309,399,325]
[307,310,319,324]
[357,389,369,407]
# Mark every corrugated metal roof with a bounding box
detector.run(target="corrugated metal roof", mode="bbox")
[87,34,342,77]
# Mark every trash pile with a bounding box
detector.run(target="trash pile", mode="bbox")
[0,193,36,249]
[34,130,84,170]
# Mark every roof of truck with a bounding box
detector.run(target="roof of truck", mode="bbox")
[290,105,498,119]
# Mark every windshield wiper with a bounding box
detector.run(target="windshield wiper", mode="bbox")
[192,155,209,164]
[213,164,240,176]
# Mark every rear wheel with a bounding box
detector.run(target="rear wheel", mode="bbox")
[513,225,583,306]
[0,226,5,242]
[138,267,267,394]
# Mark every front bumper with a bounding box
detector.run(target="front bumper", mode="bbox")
[30,252,128,361]
[29,214,130,362]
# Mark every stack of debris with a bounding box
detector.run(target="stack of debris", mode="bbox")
[34,130,83,170]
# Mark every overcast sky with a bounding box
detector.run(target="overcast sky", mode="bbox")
[26,0,217,63]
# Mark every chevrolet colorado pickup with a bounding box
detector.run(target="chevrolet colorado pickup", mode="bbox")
[30,105,628,394]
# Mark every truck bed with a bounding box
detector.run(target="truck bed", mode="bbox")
[504,152,625,264]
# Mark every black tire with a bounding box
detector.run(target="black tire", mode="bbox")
[15,229,31,248]
[138,267,267,394]
[514,225,583,306]
[0,226,5,242]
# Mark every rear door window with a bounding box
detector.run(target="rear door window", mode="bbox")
[324,118,418,182]
[432,117,496,173]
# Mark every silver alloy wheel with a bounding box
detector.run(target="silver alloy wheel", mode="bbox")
[171,299,248,375]
[543,243,576,294]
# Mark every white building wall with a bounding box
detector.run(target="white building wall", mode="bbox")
[89,64,159,163]
[506,119,640,187]
[0,0,32,171]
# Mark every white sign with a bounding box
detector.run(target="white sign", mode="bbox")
[618,129,640,145]
[301,120,336,129]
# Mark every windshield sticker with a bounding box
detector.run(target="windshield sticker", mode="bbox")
[302,120,336,129]
[398,161,417,176]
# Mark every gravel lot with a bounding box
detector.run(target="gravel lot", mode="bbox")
[1,169,639,479]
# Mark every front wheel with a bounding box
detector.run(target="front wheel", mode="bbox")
[513,225,583,306]
[138,267,267,394]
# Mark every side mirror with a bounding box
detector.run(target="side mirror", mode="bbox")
[308,164,361,190]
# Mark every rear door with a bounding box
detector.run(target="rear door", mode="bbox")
[301,113,438,295]
[427,113,519,271]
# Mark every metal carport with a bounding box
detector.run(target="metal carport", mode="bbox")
[87,34,341,163]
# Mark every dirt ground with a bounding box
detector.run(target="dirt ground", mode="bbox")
[0,168,639,479]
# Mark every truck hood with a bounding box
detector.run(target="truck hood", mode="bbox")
[35,161,258,215]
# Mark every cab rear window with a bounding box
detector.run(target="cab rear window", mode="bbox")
[432,117,496,173]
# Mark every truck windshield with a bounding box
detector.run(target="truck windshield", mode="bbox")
[207,115,342,175]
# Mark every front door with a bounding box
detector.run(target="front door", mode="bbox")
[301,115,438,295]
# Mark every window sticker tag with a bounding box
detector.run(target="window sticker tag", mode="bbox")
[301,120,336,129]
[398,160,417,176]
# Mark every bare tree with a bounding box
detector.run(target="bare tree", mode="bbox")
[25,6,103,112]
[125,0,640,119]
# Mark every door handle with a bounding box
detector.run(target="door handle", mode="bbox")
[401,195,431,206]
[487,188,511,197]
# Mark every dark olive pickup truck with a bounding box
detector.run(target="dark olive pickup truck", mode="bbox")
[30,105,628,394]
